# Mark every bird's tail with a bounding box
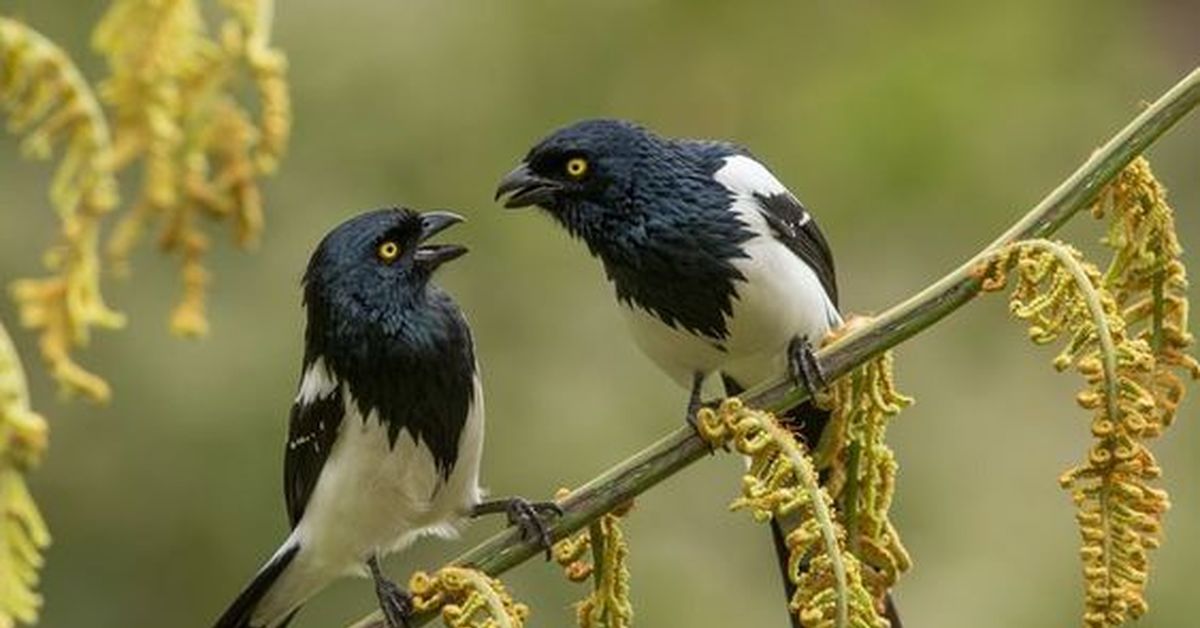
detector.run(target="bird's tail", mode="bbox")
[774,400,903,628]
[213,543,302,628]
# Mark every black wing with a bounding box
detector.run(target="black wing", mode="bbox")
[283,388,343,528]
[753,191,838,308]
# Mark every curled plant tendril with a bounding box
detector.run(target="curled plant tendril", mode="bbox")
[1,17,124,401]
[1093,157,1199,423]
[811,337,913,609]
[0,323,51,627]
[550,489,633,628]
[95,0,291,337]
[980,162,1196,628]
[406,567,529,628]
[697,399,885,628]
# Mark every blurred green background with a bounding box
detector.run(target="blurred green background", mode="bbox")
[2,1,1198,627]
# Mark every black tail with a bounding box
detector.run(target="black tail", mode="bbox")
[214,544,301,628]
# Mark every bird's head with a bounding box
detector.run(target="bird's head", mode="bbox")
[495,118,748,269]
[302,208,467,331]
[494,119,658,237]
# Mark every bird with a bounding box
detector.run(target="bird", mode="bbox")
[213,208,560,628]
[494,119,900,627]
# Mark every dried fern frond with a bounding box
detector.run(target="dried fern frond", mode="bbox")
[551,489,634,628]
[0,322,51,628]
[1,16,123,401]
[813,341,913,607]
[403,567,529,628]
[697,399,885,628]
[96,0,291,336]
[980,230,1187,628]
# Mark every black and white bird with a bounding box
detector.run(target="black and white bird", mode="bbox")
[214,208,558,628]
[495,119,898,627]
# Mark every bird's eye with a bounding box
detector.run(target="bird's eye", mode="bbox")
[377,241,401,262]
[565,157,588,178]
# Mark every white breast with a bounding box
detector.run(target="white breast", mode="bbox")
[622,155,840,390]
[300,373,484,556]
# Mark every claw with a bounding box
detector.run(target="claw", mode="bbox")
[369,556,413,628]
[788,336,828,394]
[472,497,562,560]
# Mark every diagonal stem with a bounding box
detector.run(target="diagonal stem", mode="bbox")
[350,66,1200,628]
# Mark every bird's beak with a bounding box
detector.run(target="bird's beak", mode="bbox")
[414,211,468,269]
[494,163,561,209]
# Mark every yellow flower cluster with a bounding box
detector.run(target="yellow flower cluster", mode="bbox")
[406,567,529,628]
[0,324,50,628]
[96,0,291,336]
[551,491,633,628]
[697,398,886,628]
[3,1,291,399]
[1,17,123,401]
[980,157,1197,628]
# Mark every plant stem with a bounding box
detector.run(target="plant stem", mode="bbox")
[351,66,1200,628]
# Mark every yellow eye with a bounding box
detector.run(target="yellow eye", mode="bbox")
[377,241,400,262]
[565,157,588,178]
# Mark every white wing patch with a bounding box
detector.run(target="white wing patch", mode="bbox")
[714,154,788,195]
[714,154,812,228]
[296,357,337,404]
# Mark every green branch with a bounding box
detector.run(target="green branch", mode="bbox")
[352,66,1200,628]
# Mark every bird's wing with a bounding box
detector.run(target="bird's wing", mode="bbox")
[283,362,345,528]
[753,190,839,307]
[710,153,839,307]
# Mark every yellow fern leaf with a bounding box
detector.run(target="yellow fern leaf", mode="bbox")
[2,16,123,401]
[0,322,51,628]
[981,226,1188,627]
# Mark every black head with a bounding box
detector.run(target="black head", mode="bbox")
[303,208,467,338]
[493,119,657,218]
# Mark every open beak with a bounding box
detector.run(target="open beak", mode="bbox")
[414,211,468,268]
[494,163,561,209]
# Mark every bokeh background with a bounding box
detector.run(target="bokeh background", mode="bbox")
[2,1,1198,626]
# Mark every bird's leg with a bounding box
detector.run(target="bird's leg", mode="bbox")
[788,336,828,394]
[368,555,413,628]
[471,497,563,560]
[684,371,704,432]
[686,371,724,452]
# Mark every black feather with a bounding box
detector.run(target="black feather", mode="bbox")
[212,544,299,628]
[283,391,344,528]
[753,191,838,305]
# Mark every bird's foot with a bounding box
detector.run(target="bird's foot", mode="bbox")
[788,336,828,394]
[471,497,563,560]
[368,557,413,628]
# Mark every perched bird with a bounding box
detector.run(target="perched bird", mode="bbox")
[495,119,899,627]
[214,208,558,628]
